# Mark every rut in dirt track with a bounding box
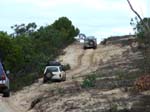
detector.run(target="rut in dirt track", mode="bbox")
[70,49,96,76]
[59,43,97,78]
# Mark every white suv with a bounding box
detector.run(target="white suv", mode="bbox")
[43,65,66,83]
[0,62,10,97]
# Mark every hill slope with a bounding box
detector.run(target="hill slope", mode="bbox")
[1,38,149,112]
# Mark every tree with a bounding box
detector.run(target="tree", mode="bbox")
[0,32,23,71]
[127,0,150,31]
[127,0,150,73]
[11,22,37,37]
[52,17,80,46]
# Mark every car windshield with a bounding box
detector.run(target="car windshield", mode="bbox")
[47,66,59,72]
[85,37,95,42]
[87,36,95,39]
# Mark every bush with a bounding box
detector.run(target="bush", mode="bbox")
[62,64,71,71]
[108,104,118,112]
[81,75,96,88]
[134,75,150,91]
[10,73,39,91]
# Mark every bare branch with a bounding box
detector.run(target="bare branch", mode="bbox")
[127,0,149,31]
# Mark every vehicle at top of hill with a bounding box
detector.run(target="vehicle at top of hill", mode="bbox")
[79,34,97,49]
[83,36,97,49]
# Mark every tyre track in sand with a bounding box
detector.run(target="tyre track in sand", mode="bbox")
[69,49,96,78]
[58,43,97,79]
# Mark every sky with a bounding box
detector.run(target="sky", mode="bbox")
[0,0,149,42]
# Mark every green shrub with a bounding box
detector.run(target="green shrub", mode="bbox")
[109,104,118,112]
[62,64,71,71]
[81,75,96,88]
[10,73,39,91]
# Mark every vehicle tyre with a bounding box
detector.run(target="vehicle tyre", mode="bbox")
[3,89,10,97]
[93,46,97,49]
[43,72,53,83]
[43,76,48,83]
[46,72,53,78]
[83,46,86,50]
[61,74,66,81]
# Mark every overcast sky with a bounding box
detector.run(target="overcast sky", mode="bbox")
[0,0,149,42]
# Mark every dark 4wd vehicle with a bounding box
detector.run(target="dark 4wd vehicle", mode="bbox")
[0,62,10,97]
[83,36,97,49]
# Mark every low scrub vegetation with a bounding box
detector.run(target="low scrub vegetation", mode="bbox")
[81,70,144,91]
[134,75,150,91]
[62,64,71,71]
[10,73,40,91]
[81,74,96,88]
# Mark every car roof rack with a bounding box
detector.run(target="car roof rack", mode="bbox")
[46,61,61,66]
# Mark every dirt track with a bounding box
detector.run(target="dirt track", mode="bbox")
[0,97,22,112]
[0,42,129,112]
[0,99,13,112]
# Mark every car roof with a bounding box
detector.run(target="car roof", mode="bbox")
[45,66,60,68]
[86,36,96,39]
[46,61,61,66]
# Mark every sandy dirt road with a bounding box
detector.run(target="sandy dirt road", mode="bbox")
[0,96,21,112]
[0,101,12,112]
